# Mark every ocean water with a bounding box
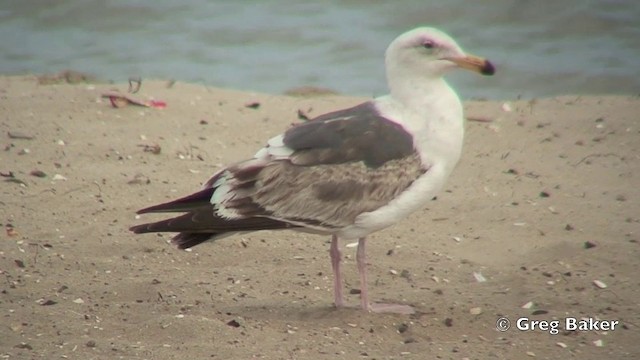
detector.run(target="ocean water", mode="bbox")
[1,0,639,100]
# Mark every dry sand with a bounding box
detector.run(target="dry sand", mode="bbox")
[1,75,638,359]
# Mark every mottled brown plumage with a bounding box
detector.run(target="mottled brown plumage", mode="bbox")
[232,152,427,228]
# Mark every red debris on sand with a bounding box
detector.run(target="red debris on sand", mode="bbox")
[102,92,167,109]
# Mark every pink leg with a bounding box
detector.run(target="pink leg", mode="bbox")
[356,237,369,311]
[357,237,415,314]
[329,235,344,308]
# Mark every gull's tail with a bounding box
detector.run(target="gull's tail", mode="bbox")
[129,187,294,249]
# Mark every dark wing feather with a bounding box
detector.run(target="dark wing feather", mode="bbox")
[136,188,215,214]
[129,183,296,248]
[283,102,415,167]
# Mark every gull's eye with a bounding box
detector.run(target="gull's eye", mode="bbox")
[422,40,435,49]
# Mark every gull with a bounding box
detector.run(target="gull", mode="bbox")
[130,27,494,313]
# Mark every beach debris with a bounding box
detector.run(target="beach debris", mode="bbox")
[7,131,34,140]
[397,323,409,333]
[52,174,67,181]
[584,241,597,249]
[466,115,493,123]
[30,170,47,178]
[127,173,150,185]
[297,108,312,121]
[17,148,30,155]
[36,298,57,306]
[400,269,411,279]
[521,301,534,309]
[102,92,166,109]
[14,259,25,268]
[473,272,487,283]
[138,144,162,155]
[593,280,607,289]
[556,342,567,348]
[526,351,536,357]
[128,76,142,93]
[2,173,27,186]
[593,339,604,347]
[284,86,339,97]
[4,224,19,237]
[226,319,241,328]
[14,343,33,350]
[244,101,261,109]
[539,191,550,198]
[73,298,85,304]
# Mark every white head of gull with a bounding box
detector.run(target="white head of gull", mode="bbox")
[131,26,494,314]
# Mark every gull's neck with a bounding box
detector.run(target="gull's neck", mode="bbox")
[391,76,450,108]
[381,68,465,169]
[386,70,463,125]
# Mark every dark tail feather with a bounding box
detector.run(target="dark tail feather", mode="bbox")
[171,232,219,249]
[136,188,215,214]
[129,208,297,249]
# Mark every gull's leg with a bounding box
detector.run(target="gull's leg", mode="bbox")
[356,237,369,311]
[357,237,415,314]
[329,235,344,308]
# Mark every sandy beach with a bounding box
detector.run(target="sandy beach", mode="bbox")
[1,75,638,359]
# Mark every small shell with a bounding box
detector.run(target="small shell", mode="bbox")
[473,272,487,283]
[593,280,607,289]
